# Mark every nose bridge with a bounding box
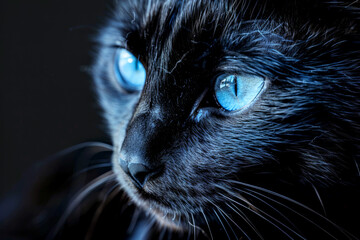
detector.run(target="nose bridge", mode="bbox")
[128,87,163,123]
[119,107,166,188]
[121,107,163,166]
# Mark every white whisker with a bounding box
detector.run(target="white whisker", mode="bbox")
[127,208,141,234]
[213,209,231,240]
[217,207,239,239]
[85,183,120,240]
[243,187,337,239]
[311,184,326,216]
[225,202,264,240]
[200,207,214,240]
[159,227,166,240]
[234,188,300,232]
[48,171,116,240]
[225,179,356,239]
[217,206,249,240]
[219,192,302,239]
[191,213,196,240]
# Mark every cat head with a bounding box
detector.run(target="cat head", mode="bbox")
[93,0,359,235]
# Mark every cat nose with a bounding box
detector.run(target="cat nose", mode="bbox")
[119,159,160,188]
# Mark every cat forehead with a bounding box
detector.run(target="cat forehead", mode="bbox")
[118,0,277,43]
[113,0,288,75]
[115,0,239,54]
[106,0,358,89]
[112,0,358,49]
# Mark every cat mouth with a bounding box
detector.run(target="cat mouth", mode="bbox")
[113,157,206,230]
[113,164,181,224]
[124,178,194,230]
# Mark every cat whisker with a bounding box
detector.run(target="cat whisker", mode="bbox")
[213,208,231,240]
[354,159,360,176]
[225,202,264,240]
[215,182,299,233]
[127,208,141,234]
[159,227,167,240]
[191,213,196,240]
[215,184,257,212]
[200,207,214,240]
[162,210,168,219]
[118,191,134,216]
[186,213,192,240]
[218,191,302,239]
[311,184,327,216]
[167,227,173,240]
[181,211,191,240]
[85,183,121,240]
[52,142,113,157]
[48,171,116,240]
[177,211,182,227]
[168,50,190,74]
[216,207,240,240]
[225,179,356,239]
[243,187,337,239]
[239,189,300,233]
[74,162,112,176]
[205,194,246,239]
[186,212,205,239]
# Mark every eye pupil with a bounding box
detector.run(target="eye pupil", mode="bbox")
[114,49,146,92]
[135,59,140,70]
[215,75,264,111]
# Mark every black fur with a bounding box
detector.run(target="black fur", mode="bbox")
[92,0,360,239]
[0,0,359,239]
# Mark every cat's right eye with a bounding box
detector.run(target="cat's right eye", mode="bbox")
[114,49,146,92]
[214,74,264,111]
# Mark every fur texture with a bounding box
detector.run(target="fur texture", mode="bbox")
[92,0,360,239]
[0,0,358,239]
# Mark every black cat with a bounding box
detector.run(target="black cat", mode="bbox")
[93,0,360,238]
[1,0,359,239]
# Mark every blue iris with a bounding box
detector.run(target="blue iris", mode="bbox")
[114,49,146,92]
[214,75,264,111]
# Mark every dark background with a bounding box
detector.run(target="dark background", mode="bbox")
[0,0,113,197]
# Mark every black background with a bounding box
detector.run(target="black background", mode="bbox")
[0,0,113,197]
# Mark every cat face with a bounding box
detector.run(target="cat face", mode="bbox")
[93,0,359,237]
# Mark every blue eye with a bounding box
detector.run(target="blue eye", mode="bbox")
[114,49,146,92]
[214,75,264,111]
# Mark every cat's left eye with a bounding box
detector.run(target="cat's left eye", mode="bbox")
[214,74,265,111]
[114,49,146,92]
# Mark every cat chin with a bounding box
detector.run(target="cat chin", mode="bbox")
[146,204,186,231]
